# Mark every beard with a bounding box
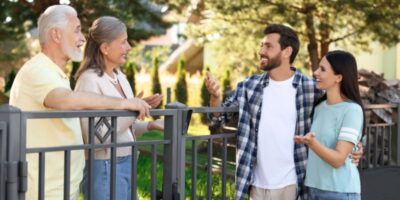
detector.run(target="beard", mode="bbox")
[260,52,282,71]
[62,39,83,62]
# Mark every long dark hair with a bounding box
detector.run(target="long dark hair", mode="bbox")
[74,16,126,79]
[313,50,366,135]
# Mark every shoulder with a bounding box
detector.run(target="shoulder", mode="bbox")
[78,69,102,81]
[240,73,263,86]
[344,102,363,113]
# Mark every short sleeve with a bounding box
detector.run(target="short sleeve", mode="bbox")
[28,66,70,106]
[338,104,363,145]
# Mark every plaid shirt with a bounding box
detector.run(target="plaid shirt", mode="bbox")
[212,68,322,200]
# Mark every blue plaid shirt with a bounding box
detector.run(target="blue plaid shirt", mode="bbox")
[213,68,322,200]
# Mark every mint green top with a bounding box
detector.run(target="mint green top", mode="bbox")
[305,101,363,193]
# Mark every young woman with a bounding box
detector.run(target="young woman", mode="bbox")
[294,50,364,200]
[74,16,163,200]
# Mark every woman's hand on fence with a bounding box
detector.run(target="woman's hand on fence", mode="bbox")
[294,132,316,145]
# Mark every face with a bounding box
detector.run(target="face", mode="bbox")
[102,32,131,68]
[61,15,85,61]
[314,56,342,90]
[258,33,283,71]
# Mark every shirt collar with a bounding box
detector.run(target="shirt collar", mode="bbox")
[261,67,302,88]
[38,52,69,79]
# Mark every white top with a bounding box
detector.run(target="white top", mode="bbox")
[252,75,298,189]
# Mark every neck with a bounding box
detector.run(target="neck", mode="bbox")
[268,63,294,81]
[42,44,69,70]
[103,57,118,77]
[326,86,345,105]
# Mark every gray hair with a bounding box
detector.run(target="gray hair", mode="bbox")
[37,5,77,45]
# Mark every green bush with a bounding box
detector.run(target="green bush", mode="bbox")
[124,62,137,96]
[151,57,162,109]
[174,59,188,105]
[200,66,211,123]
[221,69,232,101]
[69,62,80,90]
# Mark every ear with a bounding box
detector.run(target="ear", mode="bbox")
[99,43,109,56]
[282,46,293,60]
[335,74,343,83]
[49,28,62,44]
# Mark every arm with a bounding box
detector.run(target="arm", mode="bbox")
[294,133,354,168]
[44,88,150,120]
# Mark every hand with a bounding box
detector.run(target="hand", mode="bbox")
[351,142,363,165]
[205,72,221,99]
[147,119,164,131]
[294,132,316,145]
[123,97,151,120]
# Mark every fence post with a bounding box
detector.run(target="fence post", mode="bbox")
[0,104,25,200]
[164,102,191,200]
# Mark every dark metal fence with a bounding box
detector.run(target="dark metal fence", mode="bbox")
[0,103,399,200]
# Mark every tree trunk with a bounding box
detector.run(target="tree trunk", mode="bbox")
[305,13,319,72]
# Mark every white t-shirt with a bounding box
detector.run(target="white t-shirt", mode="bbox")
[252,75,298,189]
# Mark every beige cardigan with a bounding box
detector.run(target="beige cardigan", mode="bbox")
[74,69,148,160]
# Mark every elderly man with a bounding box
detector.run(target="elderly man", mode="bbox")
[9,5,158,199]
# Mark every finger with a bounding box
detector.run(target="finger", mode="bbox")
[137,91,144,98]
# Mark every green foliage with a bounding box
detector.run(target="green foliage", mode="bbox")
[151,57,162,111]
[221,69,232,101]
[174,59,188,105]
[69,62,80,90]
[182,0,400,72]
[200,66,211,123]
[0,0,171,43]
[4,68,16,94]
[124,62,137,96]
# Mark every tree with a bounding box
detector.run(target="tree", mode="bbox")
[0,0,171,42]
[181,0,400,72]
[200,65,211,123]
[123,62,137,96]
[221,69,232,102]
[174,59,188,105]
[151,57,162,109]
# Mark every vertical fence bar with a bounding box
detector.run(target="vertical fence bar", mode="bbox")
[397,104,400,165]
[380,126,385,166]
[222,137,227,200]
[38,152,45,200]
[0,122,6,200]
[131,146,138,200]
[110,116,117,200]
[366,126,371,168]
[162,109,177,200]
[151,144,157,200]
[207,138,213,200]
[87,117,95,200]
[191,140,197,200]
[374,127,378,167]
[63,150,71,200]
[388,126,392,165]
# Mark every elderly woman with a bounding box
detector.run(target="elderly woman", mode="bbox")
[74,16,163,200]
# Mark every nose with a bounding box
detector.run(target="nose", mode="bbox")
[80,32,86,43]
[313,68,320,77]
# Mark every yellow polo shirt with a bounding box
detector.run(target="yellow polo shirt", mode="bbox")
[10,53,84,200]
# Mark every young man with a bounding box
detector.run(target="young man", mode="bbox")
[9,5,159,199]
[205,24,362,200]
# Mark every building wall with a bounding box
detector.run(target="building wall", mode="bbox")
[351,42,399,80]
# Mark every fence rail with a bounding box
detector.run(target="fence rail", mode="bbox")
[0,103,399,200]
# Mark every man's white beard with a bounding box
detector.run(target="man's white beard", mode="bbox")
[62,39,83,62]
